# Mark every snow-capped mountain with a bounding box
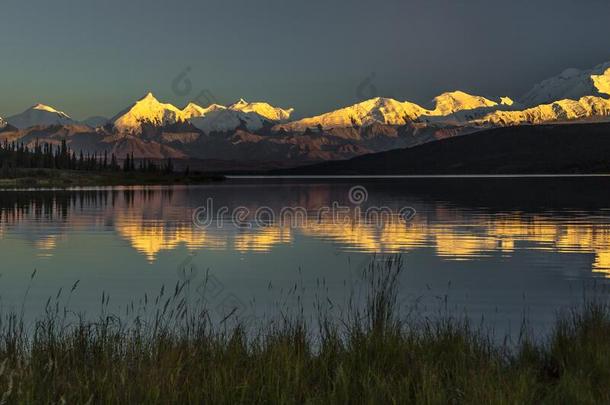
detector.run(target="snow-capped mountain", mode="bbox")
[189,108,268,134]
[112,93,184,134]
[421,91,516,125]
[430,91,507,116]
[276,92,514,132]
[229,99,294,122]
[520,62,610,107]
[276,97,428,132]
[187,99,295,134]
[7,104,75,129]
[475,96,610,126]
[181,102,225,120]
[0,117,6,130]
[110,93,293,134]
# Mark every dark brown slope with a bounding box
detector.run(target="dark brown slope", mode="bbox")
[278,123,610,175]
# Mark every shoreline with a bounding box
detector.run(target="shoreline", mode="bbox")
[0,168,225,190]
[228,173,610,179]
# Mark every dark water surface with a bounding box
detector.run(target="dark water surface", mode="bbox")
[1,177,609,338]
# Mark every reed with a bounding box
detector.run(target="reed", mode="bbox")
[0,258,608,404]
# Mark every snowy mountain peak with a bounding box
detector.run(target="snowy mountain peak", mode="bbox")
[276,92,520,132]
[141,92,157,101]
[431,91,500,116]
[181,102,226,119]
[186,98,294,133]
[110,93,293,134]
[475,95,610,127]
[183,101,203,110]
[31,103,70,116]
[276,97,428,132]
[229,99,294,122]
[7,103,75,129]
[181,102,208,119]
[113,93,183,134]
[0,117,6,130]
[520,61,610,107]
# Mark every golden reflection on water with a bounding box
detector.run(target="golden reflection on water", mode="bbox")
[35,235,62,257]
[115,216,226,262]
[234,226,293,253]
[111,212,610,276]
[0,188,609,277]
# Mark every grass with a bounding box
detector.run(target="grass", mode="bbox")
[0,168,224,189]
[0,258,608,404]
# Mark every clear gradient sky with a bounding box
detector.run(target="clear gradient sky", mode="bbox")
[1,0,610,120]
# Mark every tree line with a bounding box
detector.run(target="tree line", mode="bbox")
[0,140,175,175]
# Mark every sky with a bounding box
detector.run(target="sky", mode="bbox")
[1,0,610,120]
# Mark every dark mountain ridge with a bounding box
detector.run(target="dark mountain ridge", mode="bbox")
[278,123,610,175]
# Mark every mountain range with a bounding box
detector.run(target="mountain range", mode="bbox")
[1,61,610,168]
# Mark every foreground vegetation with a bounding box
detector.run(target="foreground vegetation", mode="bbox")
[0,258,609,404]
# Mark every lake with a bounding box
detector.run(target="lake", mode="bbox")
[1,177,609,339]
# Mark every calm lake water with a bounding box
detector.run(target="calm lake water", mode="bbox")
[1,177,610,338]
